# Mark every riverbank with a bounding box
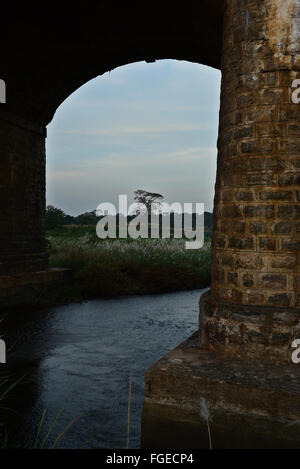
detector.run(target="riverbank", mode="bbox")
[47,229,211,300]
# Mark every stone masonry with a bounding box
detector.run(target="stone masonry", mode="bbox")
[0,111,48,276]
[201,0,300,362]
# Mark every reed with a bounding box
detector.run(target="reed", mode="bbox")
[48,236,211,299]
[200,397,213,449]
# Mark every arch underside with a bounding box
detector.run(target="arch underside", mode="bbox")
[1,1,224,124]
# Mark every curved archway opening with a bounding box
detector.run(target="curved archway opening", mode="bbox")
[46,60,220,216]
[45,59,221,298]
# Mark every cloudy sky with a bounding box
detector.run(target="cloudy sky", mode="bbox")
[46,59,221,216]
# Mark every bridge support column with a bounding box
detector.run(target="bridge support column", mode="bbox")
[142,0,300,448]
[0,110,71,309]
[0,110,48,276]
[202,0,300,362]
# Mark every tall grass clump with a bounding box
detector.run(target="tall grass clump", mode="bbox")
[48,234,211,299]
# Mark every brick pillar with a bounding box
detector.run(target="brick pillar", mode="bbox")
[0,110,48,276]
[200,0,300,361]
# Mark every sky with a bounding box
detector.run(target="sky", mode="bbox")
[46,59,221,216]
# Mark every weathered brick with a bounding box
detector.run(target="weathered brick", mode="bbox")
[235,191,254,201]
[244,205,274,218]
[233,159,248,172]
[241,139,274,154]
[221,253,235,266]
[278,205,300,218]
[248,174,274,186]
[236,254,263,270]
[265,158,287,171]
[256,123,285,138]
[288,123,300,136]
[278,173,299,186]
[228,272,238,286]
[257,88,288,105]
[260,191,293,201]
[268,293,291,307]
[236,93,254,108]
[247,293,264,304]
[294,276,300,290]
[247,106,277,123]
[259,237,276,251]
[223,190,234,202]
[226,142,238,158]
[234,126,254,139]
[265,73,279,87]
[279,105,300,121]
[248,158,265,171]
[215,237,226,248]
[230,289,243,303]
[232,221,246,234]
[229,237,254,250]
[250,222,267,234]
[243,274,255,288]
[215,268,225,282]
[273,222,292,234]
[223,205,243,218]
[270,256,296,269]
[290,158,300,169]
[261,274,287,289]
[281,239,300,251]
[271,332,291,346]
[279,141,300,154]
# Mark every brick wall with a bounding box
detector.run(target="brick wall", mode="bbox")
[211,0,300,310]
[0,111,48,275]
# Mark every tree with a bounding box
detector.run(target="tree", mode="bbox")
[45,205,67,230]
[133,189,164,214]
[75,210,99,226]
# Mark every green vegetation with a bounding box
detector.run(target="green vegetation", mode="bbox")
[46,196,212,300]
[47,228,211,299]
[0,368,74,448]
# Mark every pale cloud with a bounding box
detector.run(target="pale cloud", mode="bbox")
[47,146,216,174]
[161,146,216,161]
[52,122,214,137]
[61,100,219,113]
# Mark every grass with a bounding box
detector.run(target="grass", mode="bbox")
[0,374,75,449]
[126,370,132,449]
[47,228,211,299]
[200,397,213,449]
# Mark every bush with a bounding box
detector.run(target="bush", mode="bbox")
[47,235,211,299]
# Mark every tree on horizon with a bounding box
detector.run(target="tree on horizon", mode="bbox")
[133,189,164,214]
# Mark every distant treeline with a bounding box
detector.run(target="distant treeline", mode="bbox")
[46,205,214,233]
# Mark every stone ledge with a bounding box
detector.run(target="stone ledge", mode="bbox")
[0,268,72,310]
[142,332,300,448]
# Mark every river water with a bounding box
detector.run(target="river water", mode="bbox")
[4,289,206,449]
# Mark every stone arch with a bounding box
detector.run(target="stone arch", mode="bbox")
[1,1,224,125]
[0,1,223,282]
[1,0,300,364]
